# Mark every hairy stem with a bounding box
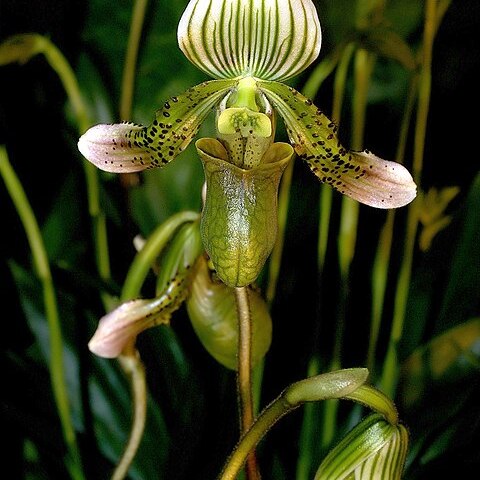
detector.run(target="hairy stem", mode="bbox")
[235,286,260,480]
[114,211,197,478]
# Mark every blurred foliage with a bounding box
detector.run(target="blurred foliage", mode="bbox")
[1,0,479,479]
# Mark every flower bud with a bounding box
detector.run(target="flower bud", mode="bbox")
[315,413,409,480]
[89,275,188,358]
[186,255,272,370]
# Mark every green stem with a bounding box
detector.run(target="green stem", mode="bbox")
[295,357,320,480]
[121,211,199,301]
[120,0,149,119]
[0,146,84,480]
[114,211,197,479]
[112,4,152,477]
[39,36,112,299]
[266,45,348,307]
[367,76,418,371]
[220,397,291,480]
[111,351,147,480]
[343,384,398,426]
[234,287,260,480]
[323,46,376,450]
[380,0,450,397]
[265,155,294,308]
[318,42,355,272]
[220,369,368,480]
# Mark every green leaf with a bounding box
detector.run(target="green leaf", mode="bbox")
[399,318,480,409]
[356,27,417,71]
[0,34,45,65]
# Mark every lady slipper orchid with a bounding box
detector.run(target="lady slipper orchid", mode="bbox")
[78,0,416,209]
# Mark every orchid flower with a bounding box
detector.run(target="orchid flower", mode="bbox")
[78,0,416,210]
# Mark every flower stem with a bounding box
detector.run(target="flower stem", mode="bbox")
[367,75,418,371]
[0,146,84,480]
[220,369,368,480]
[121,211,199,301]
[380,0,451,397]
[323,45,376,450]
[113,211,197,478]
[39,36,112,305]
[111,350,147,480]
[220,397,290,480]
[120,0,149,119]
[234,286,260,480]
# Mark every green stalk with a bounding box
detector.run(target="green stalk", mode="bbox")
[297,43,355,480]
[220,369,368,480]
[266,47,344,308]
[114,211,197,480]
[121,211,199,301]
[319,42,355,272]
[235,287,261,480]
[112,351,147,480]
[322,46,376,450]
[109,5,153,478]
[39,36,112,302]
[380,0,451,397]
[0,146,84,480]
[120,0,149,119]
[367,76,418,372]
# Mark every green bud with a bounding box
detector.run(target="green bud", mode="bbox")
[186,255,272,370]
[196,138,293,287]
[284,368,369,405]
[315,413,409,480]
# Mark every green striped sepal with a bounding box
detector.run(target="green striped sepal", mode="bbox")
[186,255,272,370]
[315,413,409,480]
[78,79,235,172]
[177,0,321,81]
[196,137,293,287]
[258,80,417,208]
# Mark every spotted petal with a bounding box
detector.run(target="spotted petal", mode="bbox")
[177,0,321,81]
[259,80,417,208]
[78,79,235,172]
[88,275,188,358]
